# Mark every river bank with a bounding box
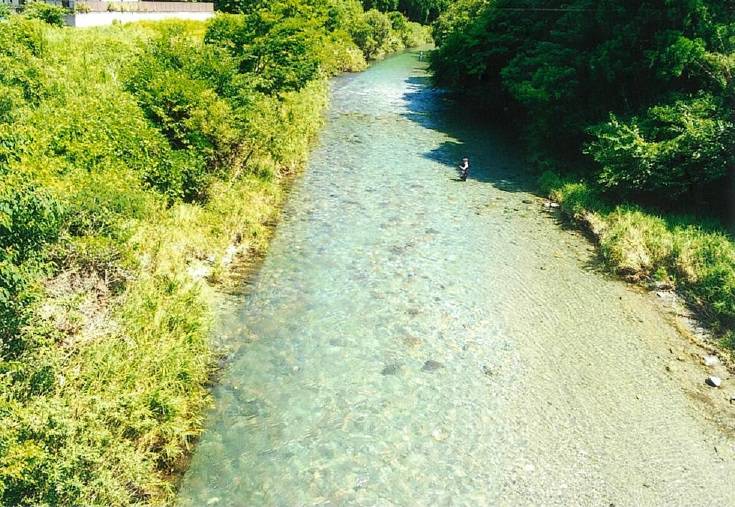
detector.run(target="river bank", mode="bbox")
[539,174,734,352]
[0,8,430,504]
[428,0,735,359]
[178,50,735,505]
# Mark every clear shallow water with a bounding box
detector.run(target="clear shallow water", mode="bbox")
[178,52,735,506]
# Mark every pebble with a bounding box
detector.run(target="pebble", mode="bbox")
[650,280,673,291]
[422,360,444,372]
[354,475,369,490]
[432,428,448,441]
[706,376,722,388]
[703,355,720,367]
[381,363,401,376]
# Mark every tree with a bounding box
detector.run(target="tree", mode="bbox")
[431,0,735,205]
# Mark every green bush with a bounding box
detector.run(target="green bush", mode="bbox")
[22,2,67,27]
[0,185,63,263]
[548,180,608,218]
[537,170,564,196]
[588,95,734,198]
[0,17,46,108]
[362,0,449,23]
[0,184,63,352]
[0,3,11,20]
[127,27,242,199]
[65,170,156,239]
[673,228,735,324]
[350,8,394,59]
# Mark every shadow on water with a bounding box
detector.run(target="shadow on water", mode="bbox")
[399,62,615,279]
[401,71,534,194]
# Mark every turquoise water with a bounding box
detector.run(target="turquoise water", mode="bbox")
[178,52,735,506]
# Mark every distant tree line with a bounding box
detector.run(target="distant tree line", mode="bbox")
[361,0,449,23]
[216,0,449,24]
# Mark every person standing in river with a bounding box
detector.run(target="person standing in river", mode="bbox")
[458,157,470,181]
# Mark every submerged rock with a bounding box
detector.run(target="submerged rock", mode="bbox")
[354,475,369,490]
[706,376,722,388]
[381,363,401,376]
[422,360,444,372]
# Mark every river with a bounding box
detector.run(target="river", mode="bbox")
[177,51,735,506]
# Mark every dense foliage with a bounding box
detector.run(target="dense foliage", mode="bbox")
[0,5,428,505]
[361,0,449,23]
[22,2,68,27]
[432,1,735,332]
[431,0,735,205]
[216,0,448,24]
[214,0,432,50]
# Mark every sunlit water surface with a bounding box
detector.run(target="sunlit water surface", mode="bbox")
[178,52,735,506]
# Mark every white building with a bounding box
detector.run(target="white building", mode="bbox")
[1,0,214,27]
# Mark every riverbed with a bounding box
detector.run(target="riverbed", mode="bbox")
[177,51,735,506]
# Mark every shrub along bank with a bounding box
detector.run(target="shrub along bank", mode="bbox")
[0,6,429,505]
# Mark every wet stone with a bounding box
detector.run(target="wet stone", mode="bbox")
[703,355,720,367]
[354,475,369,490]
[422,360,444,372]
[706,376,722,388]
[389,245,405,255]
[381,363,402,376]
